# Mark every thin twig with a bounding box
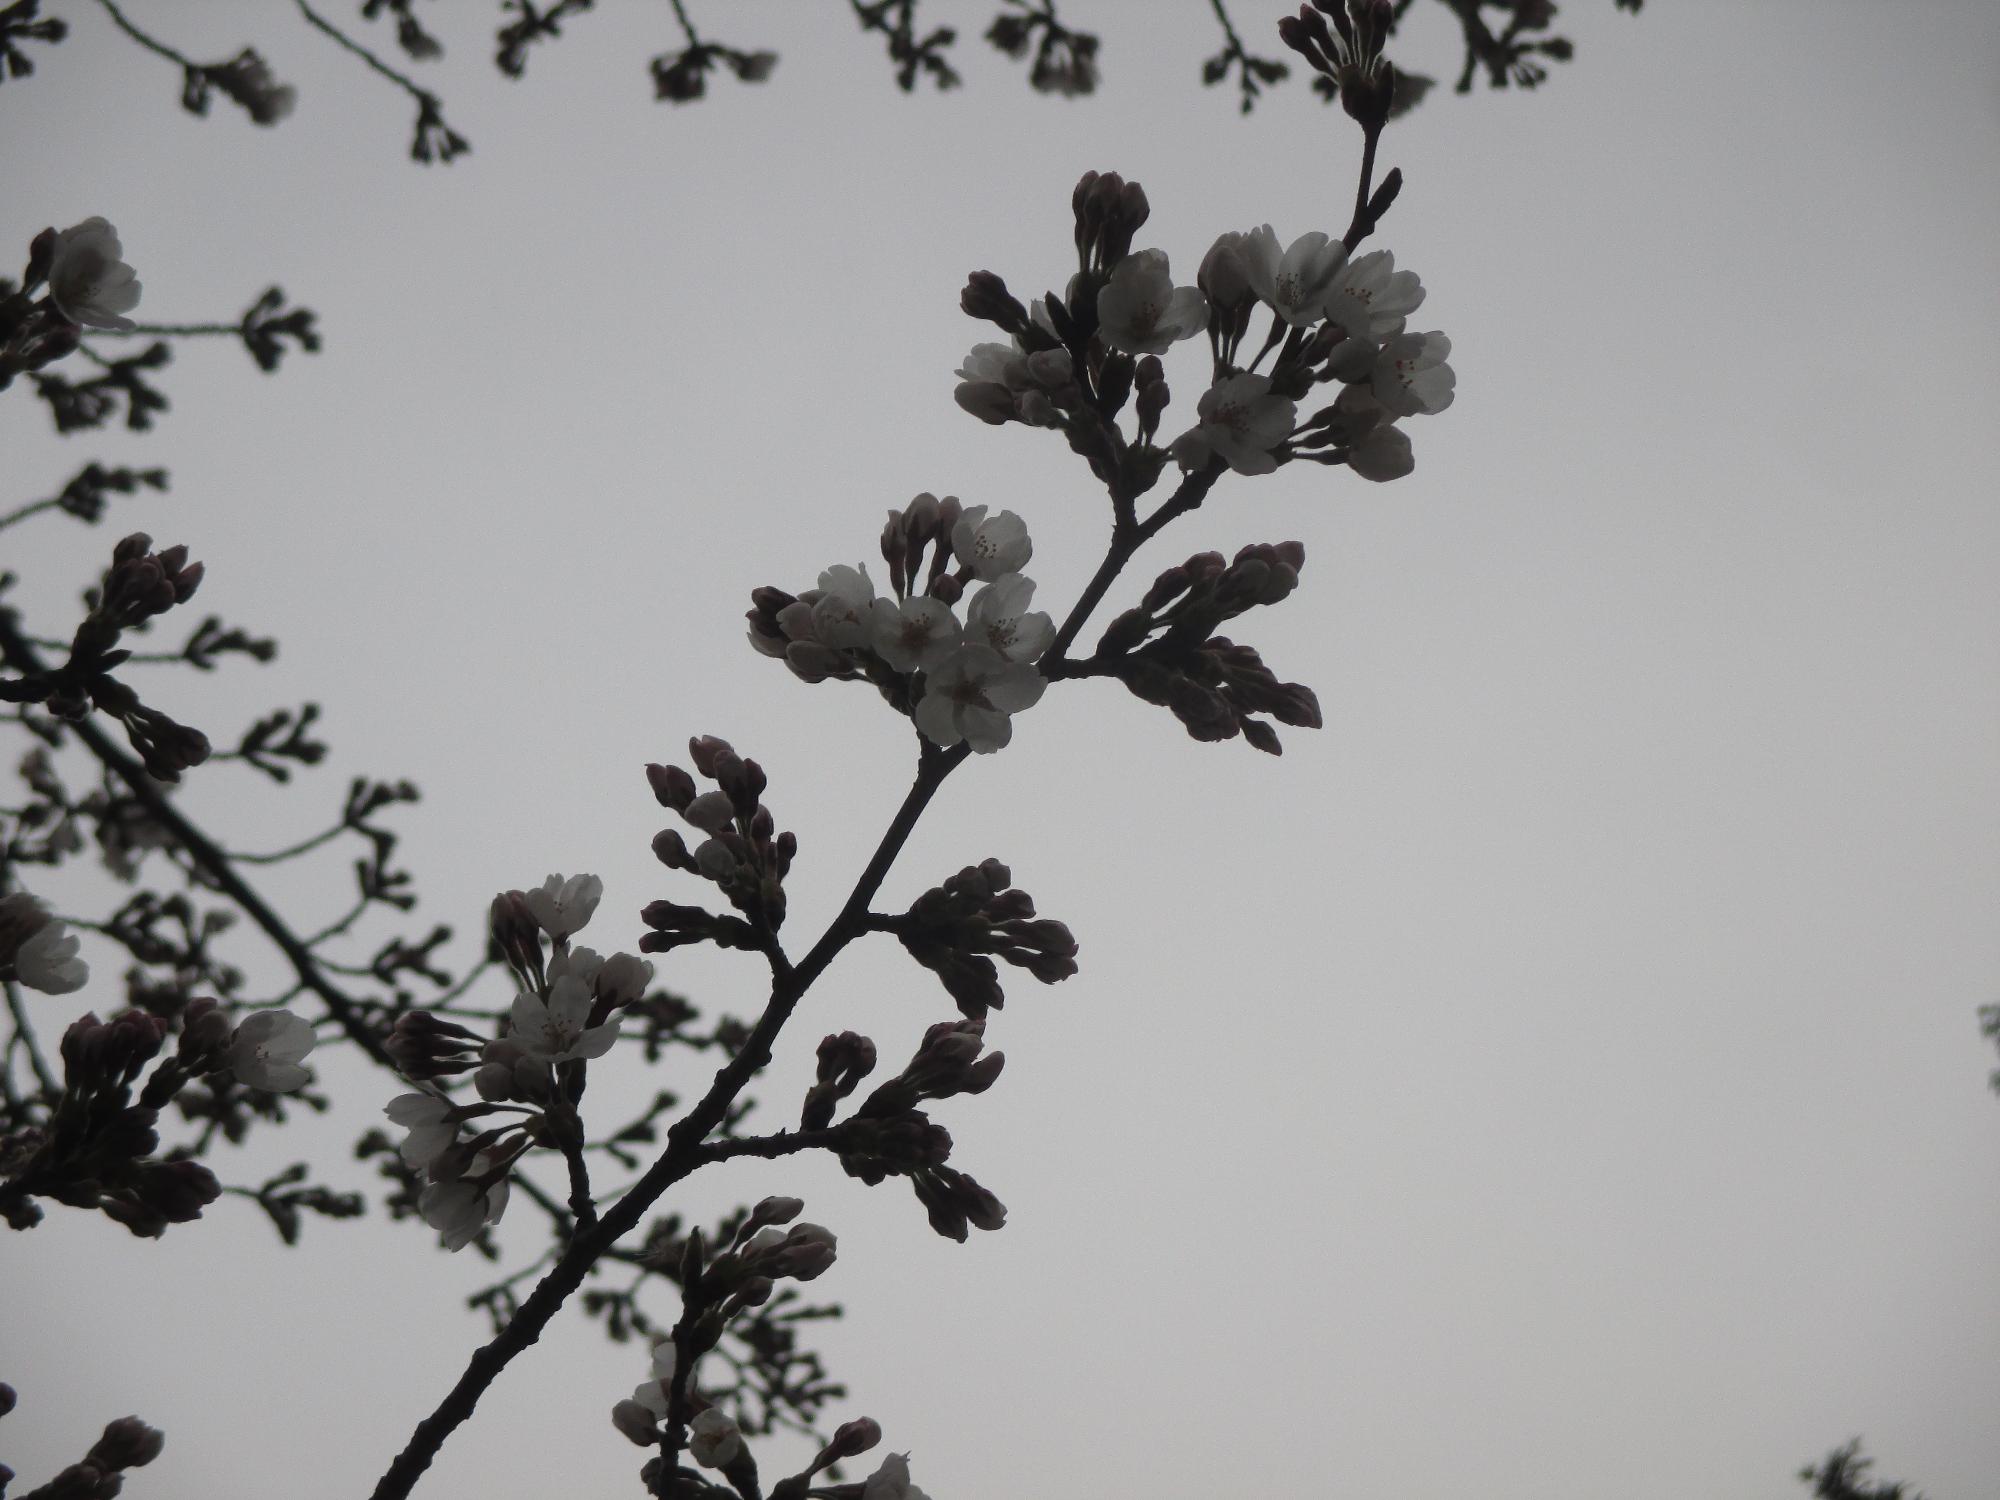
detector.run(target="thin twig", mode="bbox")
[93,0,194,68]
[2,978,59,1097]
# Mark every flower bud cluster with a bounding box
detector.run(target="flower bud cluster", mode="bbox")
[800,1030,879,1132]
[645,737,796,949]
[954,168,1454,489]
[1280,0,1397,130]
[0,1400,166,1500]
[831,1017,1008,1190]
[747,499,1052,753]
[1094,543,1323,753]
[892,859,1078,1019]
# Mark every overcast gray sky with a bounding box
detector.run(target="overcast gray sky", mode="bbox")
[2,2,1997,1498]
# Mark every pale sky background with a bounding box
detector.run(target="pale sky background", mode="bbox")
[2,2,1997,1498]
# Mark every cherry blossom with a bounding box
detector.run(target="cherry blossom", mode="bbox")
[418,1152,510,1251]
[385,1091,457,1169]
[13,915,87,995]
[226,1010,316,1092]
[524,873,602,939]
[1323,248,1426,341]
[965,574,1054,663]
[689,1409,743,1468]
[46,217,142,331]
[914,644,1047,753]
[1172,373,1297,476]
[869,595,963,673]
[810,564,876,648]
[862,1452,933,1500]
[1241,225,1349,326]
[950,506,1031,581]
[1371,330,1456,417]
[510,973,620,1063]
[1095,249,1207,356]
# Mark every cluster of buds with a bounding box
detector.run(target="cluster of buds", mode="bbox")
[1279,0,1397,130]
[985,6,1099,97]
[613,1199,839,1463]
[2,999,313,1234]
[184,46,297,125]
[955,168,1454,489]
[645,737,796,949]
[0,1395,166,1500]
[747,498,1052,753]
[0,533,213,781]
[888,859,1078,1019]
[1092,542,1323,753]
[830,1020,1009,1214]
[0,890,88,994]
[649,41,778,103]
[0,217,139,389]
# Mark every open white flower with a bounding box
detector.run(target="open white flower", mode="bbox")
[14,916,88,995]
[1172,373,1297,476]
[689,1409,743,1468]
[227,1010,316,1091]
[1323,248,1426,341]
[810,563,876,648]
[1372,331,1455,416]
[1095,248,1207,356]
[385,1091,458,1168]
[954,342,1033,389]
[511,973,621,1063]
[47,217,142,331]
[965,574,1054,663]
[524,873,602,939]
[914,644,1046,753]
[869,595,963,673]
[1241,225,1349,326]
[950,506,1031,581]
[862,1452,933,1500]
[419,1152,510,1250]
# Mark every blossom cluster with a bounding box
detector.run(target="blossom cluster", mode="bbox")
[954,168,1455,486]
[384,872,656,1249]
[748,494,1053,753]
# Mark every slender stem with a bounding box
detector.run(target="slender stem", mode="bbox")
[2,978,59,1097]
[668,0,701,47]
[93,0,195,68]
[225,823,347,865]
[1344,125,1382,249]
[1206,0,1244,55]
[0,499,61,534]
[0,613,399,1072]
[699,1127,839,1165]
[85,322,237,340]
[293,0,436,105]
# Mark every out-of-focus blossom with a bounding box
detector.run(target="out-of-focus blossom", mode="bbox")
[524,873,602,939]
[1323,248,1425,341]
[914,645,1047,753]
[1241,225,1348,326]
[1172,373,1297,476]
[47,217,142,331]
[862,1452,932,1500]
[1095,249,1206,356]
[10,908,88,994]
[810,564,876,648]
[950,506,1031,581]
[510,973,620,1063]
[1371,330,1455,416]
[204,47,297,125]
[870,596,964,673]
[965,574,1054,663]
[689,1409,743,1468]
[227,1010,316,1091]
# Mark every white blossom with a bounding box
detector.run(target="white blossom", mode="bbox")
[965,574,1054,663]
[1095,248,1207,356]
[689,1409,743,1468]
[1240,225,1349,326]
[1371,330,1455,417]
[913,644,1047,754]
[227,1010,316,1091]
[1172,373,1296,476]
[1324,248,1426,341]
[950,506,1031,581]
[595,952,653,1008]
[510,973,620,1063]
[47,217,141,331]
[385,1091,457,1168]
[14,916,87,995]
[954,342,1033,389]
[524,873,602,939]
[862,1452,933,1500]
[419,1152,510,1251]
[545,944,603,991]
[810,563,876,648]
[869,595,963,673]
[1349,422,1414,481]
